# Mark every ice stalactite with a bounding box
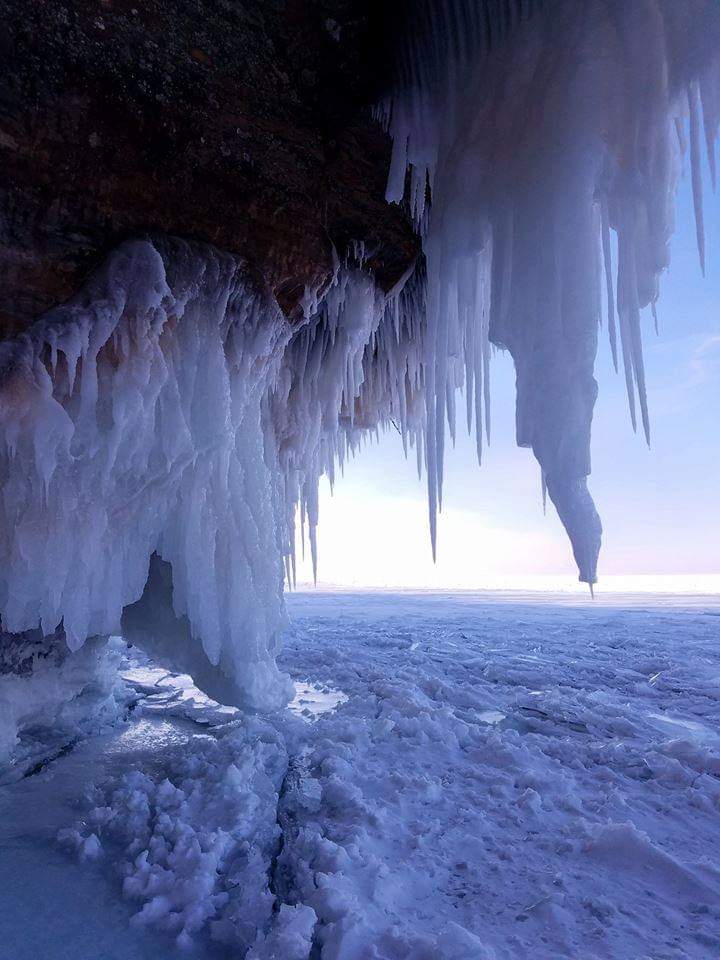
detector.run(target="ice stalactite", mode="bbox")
[271,260,428,584]
[0,237,411,719]
[382,0,720,584]
[0,238,294,711]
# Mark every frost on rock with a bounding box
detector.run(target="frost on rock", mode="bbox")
[382,0,720,584]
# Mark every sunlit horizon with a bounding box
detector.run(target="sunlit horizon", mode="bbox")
[294,487,720,593]
[294,172,720,595]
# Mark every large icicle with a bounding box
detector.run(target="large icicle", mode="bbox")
[382,0,720,584]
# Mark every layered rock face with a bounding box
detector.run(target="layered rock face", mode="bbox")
[0,0,419,332]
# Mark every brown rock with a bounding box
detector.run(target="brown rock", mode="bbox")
[0,0,419,333]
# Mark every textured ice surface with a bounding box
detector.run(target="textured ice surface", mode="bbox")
[289,681,348,721]
[1,594,719,958]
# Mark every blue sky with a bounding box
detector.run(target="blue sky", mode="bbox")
[296,165,720,590]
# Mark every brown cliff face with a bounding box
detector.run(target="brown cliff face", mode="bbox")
[0,0,419,333]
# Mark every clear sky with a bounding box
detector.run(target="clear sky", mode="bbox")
[295,162,720,591]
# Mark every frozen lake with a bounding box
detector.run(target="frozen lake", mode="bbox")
[1,591,719,959]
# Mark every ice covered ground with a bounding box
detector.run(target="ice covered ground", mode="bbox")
[1,591,720,959]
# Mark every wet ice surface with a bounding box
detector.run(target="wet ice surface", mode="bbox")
[289,681,349,720]
[1,592,720,959]
[121,653,239,727]
[122,651,348,723]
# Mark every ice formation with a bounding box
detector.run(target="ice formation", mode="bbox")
[0,627,122,767]
[0,237,406,714]
[0,239,290,709]
[1,0,719,718]
[382,0,720,584]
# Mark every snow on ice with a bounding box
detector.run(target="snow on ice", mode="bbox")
[1,593,719,958]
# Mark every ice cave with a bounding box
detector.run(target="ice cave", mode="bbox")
[1,2,719,958]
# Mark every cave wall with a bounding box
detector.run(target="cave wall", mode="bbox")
[0,0,419,332]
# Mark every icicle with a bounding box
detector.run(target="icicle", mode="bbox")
[600,197,619,372]
[688,82,707,276]
[615,226,639,434]
[675,116,687,158]
[623,233,651,445]
[382,0,719,585]
[700,67,719,191]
